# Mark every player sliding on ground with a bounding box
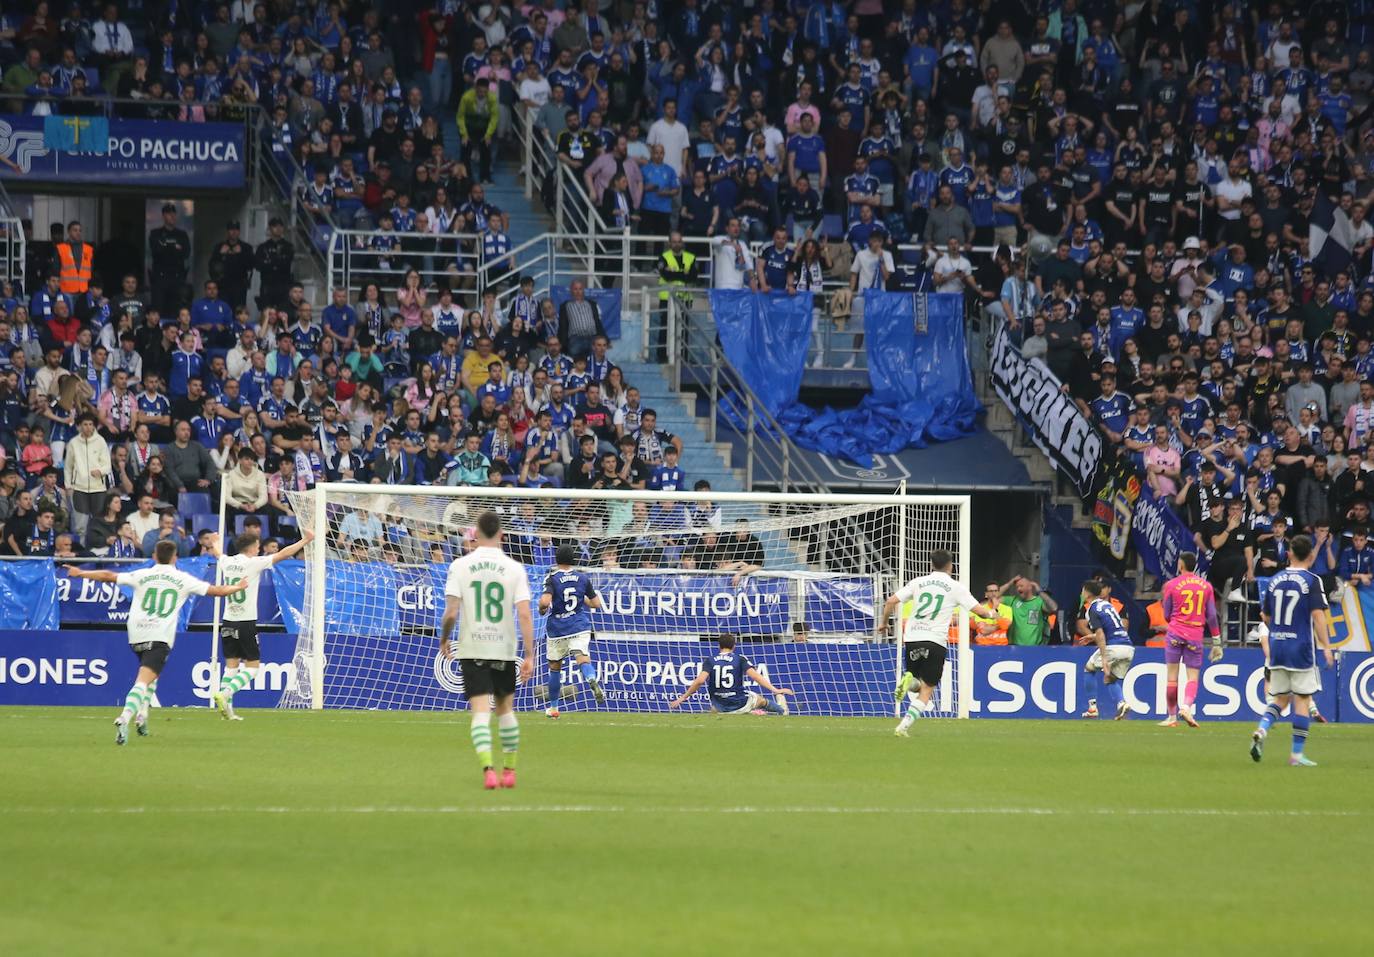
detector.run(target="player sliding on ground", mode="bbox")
[539,544,606,717]
[440,510,535,790]
[879,548,996,737]
[1080,579,1134,720]
[1250,535,1334,767]
[65,537,247,745]
[209,529,314,720]
[1158,552,1221,728]
[669,634,794,715]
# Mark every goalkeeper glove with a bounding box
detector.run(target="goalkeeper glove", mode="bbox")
[1208,643,1224,664]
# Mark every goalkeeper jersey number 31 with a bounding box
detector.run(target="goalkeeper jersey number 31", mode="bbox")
[444,546,532,661]
[896,571,979,648]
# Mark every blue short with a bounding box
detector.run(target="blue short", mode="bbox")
[709,694,755,714]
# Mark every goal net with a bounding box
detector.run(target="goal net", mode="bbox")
[279,486,971,717]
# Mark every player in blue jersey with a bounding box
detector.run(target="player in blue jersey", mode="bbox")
[1250,535,1334,766]
[1079,579,1134,720]
[669,634,794,715]
[538,544,605,718]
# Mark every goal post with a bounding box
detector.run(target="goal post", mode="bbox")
[281,484,973,717]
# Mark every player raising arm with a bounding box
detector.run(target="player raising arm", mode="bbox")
[878,548,996,737]
[669,634,793,715]
[1251,535,1334,766]
[538,544,606,718]
[1080,579,1135,721]
[65,536,247,745]
[440,510,535,790]
[1158,551,1220,728]
[208,529,315,720]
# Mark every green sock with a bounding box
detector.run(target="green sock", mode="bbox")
[120,683,148,721]
[470,716,493,770]
[138,679,158,720]
[499,715,519,769]
[223,669,254,699]
[218,669,233,691]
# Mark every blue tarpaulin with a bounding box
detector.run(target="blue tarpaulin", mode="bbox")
[548,286,622,340]
[0,560,59,629]
[712,291,982,467]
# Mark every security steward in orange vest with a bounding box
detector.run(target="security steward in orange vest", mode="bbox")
[55,220,94,295]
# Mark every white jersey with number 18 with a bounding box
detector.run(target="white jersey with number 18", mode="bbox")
[443,546,533,661]
[895,571,979,648]
[115,565,211,649]
[218,554,273,622]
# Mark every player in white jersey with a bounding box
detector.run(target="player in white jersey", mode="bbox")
[65,537,247,745]
[440,510,535,790]
[876,548,995,737]
[208,529,314,720]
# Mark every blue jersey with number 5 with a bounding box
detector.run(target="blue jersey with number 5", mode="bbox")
[704,651,752,709]
[544,570,597,638]
[1262,569,1327,670]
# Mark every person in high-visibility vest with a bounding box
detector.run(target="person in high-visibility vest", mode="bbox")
[944,583,1013,644]
[55,220,94,295]
[655,231,699,360]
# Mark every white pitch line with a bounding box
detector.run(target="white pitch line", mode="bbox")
[3,806,1368,817]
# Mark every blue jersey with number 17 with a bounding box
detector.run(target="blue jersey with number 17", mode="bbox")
[1087,598,1131,645]
[1262,568,1328,671]
[543,570,597,638]
[704,651,753,709]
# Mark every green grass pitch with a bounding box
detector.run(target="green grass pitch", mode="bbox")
[3,708,1373,957]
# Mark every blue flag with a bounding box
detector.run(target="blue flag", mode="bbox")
[43,115,109,154]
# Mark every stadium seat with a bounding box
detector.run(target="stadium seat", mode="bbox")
[234,514,268,537]
[821,213,843,237]
[178,492,211,516]
[278,516,298,530]
[190,514,220,537]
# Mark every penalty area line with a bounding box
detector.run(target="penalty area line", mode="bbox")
[4,806,1369,817]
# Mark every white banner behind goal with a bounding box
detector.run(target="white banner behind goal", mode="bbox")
[279,486,972,717]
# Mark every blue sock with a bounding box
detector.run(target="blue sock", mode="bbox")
[547,667,562,705]
[761,698,784,714]
[579,660,597,682]
[1258,702,1281,734]
[1081,671,1098,709]
[1292,713,1310,755]
[1105,680,1124,711]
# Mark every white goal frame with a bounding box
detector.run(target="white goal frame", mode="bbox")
[304,484,973,716]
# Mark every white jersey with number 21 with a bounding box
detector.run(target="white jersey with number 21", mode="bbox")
[895,571,978,648]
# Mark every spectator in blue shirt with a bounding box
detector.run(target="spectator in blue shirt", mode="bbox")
[639,143,679,237]
[785,113,827,192]
[321,287,357,355]
[169,333,203,399]
[649,445,686,492]
[191,280,233,349]
[1338,527,1374,589]
[1090,374,1133,444]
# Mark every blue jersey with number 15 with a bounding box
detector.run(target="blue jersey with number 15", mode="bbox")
[1263,568,1327,671]
[544,570,597,638]
[704,651,753,709]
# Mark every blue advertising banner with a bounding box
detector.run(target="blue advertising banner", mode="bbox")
[0,630,296,708]
[548,286,622,340]
[55,558,289,628]
[970,646,1338,720]
[1130,488,1202,578]
[1336,652,1374,724]
[321,634,896,714]
[0,560,59,629]
[0,115,245,188]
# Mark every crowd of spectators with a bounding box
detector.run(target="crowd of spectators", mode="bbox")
[946,3,1374,606]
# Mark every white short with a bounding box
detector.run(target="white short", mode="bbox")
[546,630,592,662]
[1085,644,1135,679]
[1267,666,1321,697]
[711,693,767,715]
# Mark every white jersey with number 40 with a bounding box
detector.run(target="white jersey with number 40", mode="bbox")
[443,546,532,661]
[895,571,979,648]
[218,554,273,622]
[115,566,211,649]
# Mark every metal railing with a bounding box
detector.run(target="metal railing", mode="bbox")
[251,107,332,289]
[663,294,834,494]
[0,178,25,291]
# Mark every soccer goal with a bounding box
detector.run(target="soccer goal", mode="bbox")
[278,485,972,717]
